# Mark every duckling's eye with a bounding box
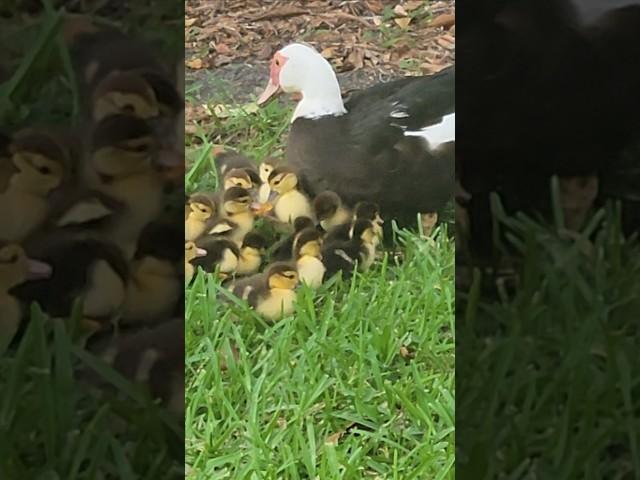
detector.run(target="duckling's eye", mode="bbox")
[37,165,51,175]
[122,104,135,114]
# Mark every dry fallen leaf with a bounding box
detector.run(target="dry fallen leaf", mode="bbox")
[345,48,365,70]
[393,4,408,17]
[372,15,382,26]
[257,44,272,60]
[325,431,344,446]
[430,13,455,29]
[213,104,229,118]
[400,345,415,360]
[185,58,203,69]
[215,42,232,55]
[394,17,412,29]
[185,17,197,27]
[321,47,335,59]
[403,0,424,11]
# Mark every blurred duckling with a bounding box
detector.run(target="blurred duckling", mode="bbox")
[192,236,239,280]
[322,219,378,279]
[314,191,351,232]
[271,215,316,262]
[268,166,313,224]
[91,70,159,122]
[87,114,165,256]
[0,129,69,242]
[13,233,129,332]
[223,167,261,197]
[121,221,183,325]
[236,231,267,276]
[221,186,255,244]
[0,243,52,351]
[294,228,326,289]
[86,317,185,415]
[229,262,298,320]
[185,241,207,284]
[185,191,217,241]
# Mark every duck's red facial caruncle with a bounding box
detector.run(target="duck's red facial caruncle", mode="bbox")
[258,52,299,105]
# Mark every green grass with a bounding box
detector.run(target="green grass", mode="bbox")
[0,3,184,477]
[185,97,455,478]
[457,195,640,478]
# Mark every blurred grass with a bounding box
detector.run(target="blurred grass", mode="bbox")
[457,193,640,478]
[184,93,455,478]
[0,2,184,477]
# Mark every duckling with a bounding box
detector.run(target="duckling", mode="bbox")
[185,191,217,241]
[0,243,52,351]
[86,114,165,256]
[268,166,313,224]
[0,129,69,242]
[121,221,183,325]
[214,151,254,178]
[324,201,383,245]
[91,70,159,122]
[86,317,185,415]
[221,186,255,244]
[192,236,239,280]
[185,241,207,284]
[223,168,254,191]
[294,228,326,289]
[236,231,267,276]
[271,215,316,262]
[229,262,298,320]
[322,219,378,279]
[257,157,279,202]
[13,233,129,331]
[313,190,352,232]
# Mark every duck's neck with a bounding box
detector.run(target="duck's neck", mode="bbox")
[291,75,347,122]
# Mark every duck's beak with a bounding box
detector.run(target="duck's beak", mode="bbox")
[195,247,207,258]
[26,258,53,280]
[257,79,281,106]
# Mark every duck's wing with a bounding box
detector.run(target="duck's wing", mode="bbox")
[345,67,455,153]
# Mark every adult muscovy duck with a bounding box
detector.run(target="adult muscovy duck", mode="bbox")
[257,43,455,227]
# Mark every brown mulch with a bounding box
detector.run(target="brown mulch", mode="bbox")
[185,0,455,75]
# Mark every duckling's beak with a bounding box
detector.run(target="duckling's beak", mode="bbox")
[26,258,53,280]
[195,247,207,258]
[257,78,281,106]
[267,189,280,204]
[250,201,274,217]
[375,214,384,225]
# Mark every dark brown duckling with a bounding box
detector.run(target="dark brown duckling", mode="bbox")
[214,151,254,179]
[313,190,352,232]
[322,219,378,280]
[12,232,129,332]
[192,236,240,280]
[271,215,316,262]
[324,201,383,245]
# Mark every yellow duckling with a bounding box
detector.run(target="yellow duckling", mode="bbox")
[235,231,267,276]
[185,241,207,284]
[294,228,326,289]
[268,166,313,224]
[185,192,217,241]
[230,262,299,320]
[221,186,255,244]
[257,157,279,203]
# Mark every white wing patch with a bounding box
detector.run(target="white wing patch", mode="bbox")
[405,112,455,149]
